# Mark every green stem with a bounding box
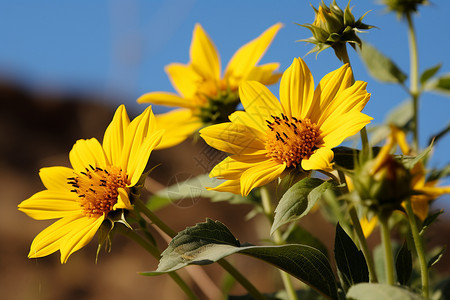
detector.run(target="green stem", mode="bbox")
[135,198,177,238]
[406,12,420,152]
[135,198,265,299]
[338,171,378,283]
[404,199,429,299]
[118,226,199,300]
[260,186,299,300]
[379,212,395,285]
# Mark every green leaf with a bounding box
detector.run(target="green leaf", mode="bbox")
[428,73,450,95]
[428,246,446,268]
[333,147,382,170]
[334,223,369,290]
[358,43,407,84]
[143,219,339,300]
[284,224,329,258]
[347,283,422,300]
[420,209,444,236]
[427,164,450,182]
[420,63,442,85]
[395,242,412,286]
[271,178,331,234]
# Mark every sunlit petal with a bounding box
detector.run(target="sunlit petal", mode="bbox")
[103,105,130,166]
[190,23,221,80]
[240,160,286,196]
[39,167,75,192]
[69,138,108,172]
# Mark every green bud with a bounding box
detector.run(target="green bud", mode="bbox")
[298,0,375,61]
[196,89,240,124]
[352,149,413,215]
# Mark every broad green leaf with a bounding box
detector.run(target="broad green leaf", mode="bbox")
[359,43,407,84]
[395,242,412,286]
[420,63,442,85]
[284,224,329,258]
[428,246,446,268]
[143,219,339,300]
[347,283,422,300]
[271,178,331,234]
[334,223,368,290]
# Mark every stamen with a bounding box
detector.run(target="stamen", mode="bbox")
[68,165,129,218]
[265,115,321,168]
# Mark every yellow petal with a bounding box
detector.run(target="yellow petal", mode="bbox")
[239,81,282,129]
[316,81,370,127]
[190,23,221,81]
[245,62,282,86]
[279,57,315,119]
[320,111,373,148]
[127,129,163,186]
[69,138,108,173]
[121,106,157,175]
[240,159,285,196]
[113,188,134,210]
[360,216,378,238]
[210,153,269,179]
[137,92,196,108]
[409,198,429,221]
[154,108,203,149]
[308,64,353,122]
[415,185,450,197]
[224,23,282,83]
[301,147,334,171]
[103,105,130,166]
[60,215,104,263]
[165,63,203,99]
[39,166,75,192]
[28,213,82,259]
[18,190,80,220]
[200,122,266,155]
[206,179,241,195]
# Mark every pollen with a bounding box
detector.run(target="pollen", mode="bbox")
[68,165,129,218]
[265,114,321,168]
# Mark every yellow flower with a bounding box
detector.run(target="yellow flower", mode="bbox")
[138,23,283,149]
[18,105,163,263]
[200,57,372,196]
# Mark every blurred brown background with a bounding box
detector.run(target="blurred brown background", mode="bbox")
[1,81,449,300]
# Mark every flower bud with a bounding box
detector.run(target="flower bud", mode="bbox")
[299,0,374,61]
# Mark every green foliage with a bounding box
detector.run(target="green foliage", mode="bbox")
[395,242,413,286]
[427,73,450,95]
[142,219,339,300]
[271,178,337,234]
[284,224,329,258]
[334,223,369,290]
[358,43,407,84]
[420,63,442,86]
[420,210,444,236]
[427,247,446,269]
[346,283,422,300]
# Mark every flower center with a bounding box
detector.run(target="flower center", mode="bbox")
[265,114,321,168]
[68,165,128,218]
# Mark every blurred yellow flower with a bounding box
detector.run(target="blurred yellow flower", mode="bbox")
[18,105,163,263]
[200,57,372,196]
[138,23,283,149]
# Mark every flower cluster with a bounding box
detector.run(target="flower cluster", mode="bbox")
[17,1,450,300]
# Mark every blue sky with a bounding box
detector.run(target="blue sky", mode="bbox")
[1,0,449,187]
